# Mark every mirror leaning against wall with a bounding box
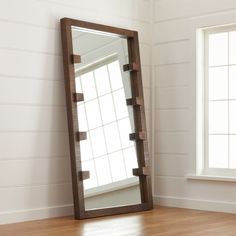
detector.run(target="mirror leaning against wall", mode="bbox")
[60,18,153,219]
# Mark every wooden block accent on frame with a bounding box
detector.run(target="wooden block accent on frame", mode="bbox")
[76,132,87,141]
[126,97,143,106]
[129,131,146,141]
[71,54,81,64]
[123,63,139,72]
[132,167,150,176]
[73,93,84,102]
[78,171,90,181]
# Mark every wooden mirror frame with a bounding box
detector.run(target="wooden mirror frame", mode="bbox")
[60,18,153,219]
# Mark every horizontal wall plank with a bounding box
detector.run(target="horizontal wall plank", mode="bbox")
[155,87,189,109]
[155,109,190,131]
[154,8,236,44]
[0,106,67,131]
[153,41,189,65]
[0,20,60,55]
[154,154,192,177]
[155,63,189,88]
[154,0,236,22]
[0,49,63,80]
[0,183,73,212]
[155,131,191,154]
[0,204,73,225]
[154,176,236,203]
[154,21,190,44]
[39,0,151,23]
[0,0,150,31]
[0,159,71,187]
[0,78,65,106]
[0,132,69,159]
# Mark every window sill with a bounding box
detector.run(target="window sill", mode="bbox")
[186,174,236,183]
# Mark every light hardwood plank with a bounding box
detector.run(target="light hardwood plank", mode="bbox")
[1,206,236,235]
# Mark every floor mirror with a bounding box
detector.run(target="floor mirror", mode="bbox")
[60,18,153,219]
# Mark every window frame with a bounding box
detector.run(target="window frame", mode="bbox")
[200,24,236,177]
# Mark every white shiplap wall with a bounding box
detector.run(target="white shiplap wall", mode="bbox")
[4,0,236,224]
[153,0,236,213]
[0,0,152,224]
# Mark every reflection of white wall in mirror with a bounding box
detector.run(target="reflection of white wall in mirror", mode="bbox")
[85,184,140,210]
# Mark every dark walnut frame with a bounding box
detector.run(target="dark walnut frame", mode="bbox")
[60,18,153,219]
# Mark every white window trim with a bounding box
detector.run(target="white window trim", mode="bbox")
[195,24,236,179]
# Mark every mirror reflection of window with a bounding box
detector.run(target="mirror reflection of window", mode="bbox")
[75,58,138,191]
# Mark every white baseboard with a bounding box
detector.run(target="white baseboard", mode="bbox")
[3,197,236,224]
[153,195,236,214]
[0,205,73,225]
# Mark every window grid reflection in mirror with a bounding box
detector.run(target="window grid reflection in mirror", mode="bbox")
[75,57,138,190]
[205,27,236,171]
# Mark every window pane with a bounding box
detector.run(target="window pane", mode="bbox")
[127,106,135,131]
[229,66,236,99]
[82,160,98,189]
[85,100,102,129]
[113,89,129,119]
[229,135,236,169]
[229,101,236,134]
[209,135,228,168]
[77,104,87,131]
[209,101,228,134]
[209,67,228,100]
[109,151,127,181]
[209,32,228,66]
[80,138,93,161]
[103,123,121,153]
[90,128,106,157]
[94,65,111,96]
[118,118,133,148]
[99,94,116,124]
[123,147,138,178]
[108,61,123,90]
[229,31,236,64]
[81,72,97,101]
[94,156,112,185]
[75,76,82,93]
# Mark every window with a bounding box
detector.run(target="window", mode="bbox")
[75,56,138,193]
[198,25,236,176]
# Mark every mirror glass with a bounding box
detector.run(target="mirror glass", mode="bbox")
[71,26,141,210]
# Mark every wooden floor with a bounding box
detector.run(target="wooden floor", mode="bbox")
[1,206,236,236]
